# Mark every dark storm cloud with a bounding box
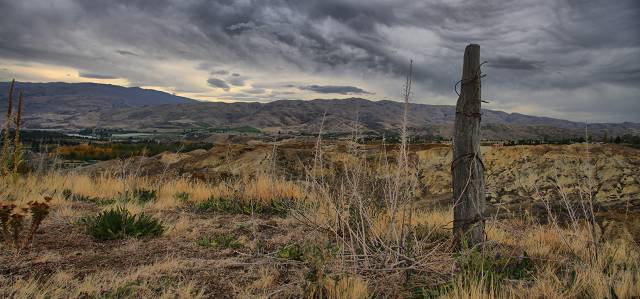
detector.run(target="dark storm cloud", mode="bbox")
[488,56,545,70]
[0,0,639,121]
[227,76,246,86]
[226,21,256,32]
[116,50,138,56]
[78,72,119,79]
[301,85,372,95]
[207,78,230,91]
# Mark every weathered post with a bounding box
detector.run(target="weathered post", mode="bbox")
[452,44,485,248]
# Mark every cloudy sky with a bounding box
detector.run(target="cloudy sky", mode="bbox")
[0,0,638,122]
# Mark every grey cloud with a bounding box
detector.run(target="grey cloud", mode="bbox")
[0,0,639,121]
[198,63,230,76]
[78,72,118,79]
[116,50,138,56]
[488,56,545,70]
[300,85,372,95]
[226,21,256,32]
[196,62,215,71]
[207,78,230,91]
[244,87,266,94]
[227,74,247,86]
[274,91,296,95]
[211,70,229,75]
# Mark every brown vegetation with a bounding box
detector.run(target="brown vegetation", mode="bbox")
[0,141,638,297]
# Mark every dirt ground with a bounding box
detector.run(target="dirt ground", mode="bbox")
[1,201,317,298]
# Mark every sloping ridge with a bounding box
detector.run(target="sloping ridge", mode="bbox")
[0,81,195,107]
[1,82,638,139]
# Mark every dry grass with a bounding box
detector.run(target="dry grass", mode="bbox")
[0,259,205,298]
[321,275,369,299]
[1,143,639,298]
[0,171,304,209]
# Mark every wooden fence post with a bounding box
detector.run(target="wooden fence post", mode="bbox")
[452,44,486,248]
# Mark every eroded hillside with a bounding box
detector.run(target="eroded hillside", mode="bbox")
[82,142,640,207]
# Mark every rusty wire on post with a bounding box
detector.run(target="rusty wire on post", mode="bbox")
[451,44,487,248]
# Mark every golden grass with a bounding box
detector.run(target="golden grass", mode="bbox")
[0,259,205,299]
[464,218,640,299]
[322,275,369,299]
[167,214,195,238]
[237,266,278,298]
[441,277,498,299]
[1,171,305,213]
[241,174,304,203]
[156,177,225,207]
[1,144,639,299]
[370,208,452,240]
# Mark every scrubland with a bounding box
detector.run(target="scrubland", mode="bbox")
[1,141,639,298]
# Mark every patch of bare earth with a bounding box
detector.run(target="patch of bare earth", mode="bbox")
[1,205,317,298]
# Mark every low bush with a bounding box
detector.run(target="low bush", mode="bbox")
[277,243,305,261]
[130,188,157,203]
[116,188,157,204]
[174,192,190,202]
[457,249,534,283]
[80,207,164,240]
[55,142,213,161]
[62,189,115,206]
[64,188,157,206]
[416,249,535,297]
[195,196,293,215]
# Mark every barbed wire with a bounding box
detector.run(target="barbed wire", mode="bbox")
[451,59,488,237]
[454,61,488,97]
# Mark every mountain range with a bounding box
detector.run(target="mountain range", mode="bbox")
[1,81,638,140]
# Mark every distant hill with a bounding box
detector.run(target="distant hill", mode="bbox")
[0,81,194,110]
[1,82,638,140]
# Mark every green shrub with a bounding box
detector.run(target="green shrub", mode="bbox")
[127,188,157,204]
[457,250,533,282]
[195,196,292,215]
[132,188,157,203]
[62,189,116,206]
[81,207,164,240]
[113,188,157,205]
[277,243,305,261]
[56,142,213,161]
[196,234,242,249]
[62,189,73,200]
[195,196,236,213]
[412,250,534,298]
[174,192,190,202]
